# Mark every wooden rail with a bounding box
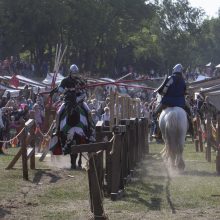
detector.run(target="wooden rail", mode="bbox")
[6,119,36,180]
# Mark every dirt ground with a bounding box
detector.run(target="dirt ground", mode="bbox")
[1,143,220,220]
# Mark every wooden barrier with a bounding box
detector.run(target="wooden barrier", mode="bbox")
[194,102,220,172]
[6,119,35,180]
[206,112,212,162]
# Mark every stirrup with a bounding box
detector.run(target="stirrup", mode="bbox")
[151,134,158,138]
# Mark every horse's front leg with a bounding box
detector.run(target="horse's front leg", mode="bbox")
[70,153,77,169]
[176,154,185,171]
[78,153,82,169]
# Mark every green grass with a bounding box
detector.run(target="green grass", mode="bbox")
[1,142,220,219]
[103,141,220,219]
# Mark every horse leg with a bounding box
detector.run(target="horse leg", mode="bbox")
[70,153,77,169]
[177,153,185,171]
[77,153,82,169]
[177,158,185,171]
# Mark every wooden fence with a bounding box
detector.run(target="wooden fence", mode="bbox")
[71,91,149,219]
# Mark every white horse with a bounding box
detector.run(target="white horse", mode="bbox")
[159,106,188,170]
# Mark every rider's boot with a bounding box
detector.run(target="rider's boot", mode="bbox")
[52,104,64,136]
[151,119,159,138]
[151,104,163,138]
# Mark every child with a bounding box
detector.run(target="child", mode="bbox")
[101,106,110,126]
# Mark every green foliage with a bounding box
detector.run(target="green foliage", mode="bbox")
[0,0,219,75]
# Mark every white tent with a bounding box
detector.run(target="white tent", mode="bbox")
[215,64,220,68]
[3,75,45,87]
[195,75,211,82]
[206,62,212,67]
[42,72,64,85]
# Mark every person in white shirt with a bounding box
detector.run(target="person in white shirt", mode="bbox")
[101,107,110,125]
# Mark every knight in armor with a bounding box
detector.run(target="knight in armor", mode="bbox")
[50,64,96,142]
[152,63,193,137]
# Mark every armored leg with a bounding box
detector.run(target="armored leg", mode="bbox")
[53,103,65,136]
[152,103,163,137]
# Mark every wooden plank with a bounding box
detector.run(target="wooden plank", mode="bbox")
[88,153,108,219]
[39,148,50,162]
[110,134,124,200]
[6,148,22,169]
[71,142,112,154]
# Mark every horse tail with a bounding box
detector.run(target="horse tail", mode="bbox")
[165,110,183,155]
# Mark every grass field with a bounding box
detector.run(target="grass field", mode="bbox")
[0,141,220,220]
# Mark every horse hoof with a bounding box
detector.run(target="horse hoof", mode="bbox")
[63,146,71,155]
[177,160,185,171]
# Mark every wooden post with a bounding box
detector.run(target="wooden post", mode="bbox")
[193,117,199,152]
[88,153,107,220]
[29,125,36,170]
[120,119,131,184]
[110,91,115,131]
[195,139,199,152]
[21,128,28,180]
[115,93,119,126]
[197,116,203,152]
[216,113,220,174]
[206,112,211,162]
[129,119,135,171]
[110,133,124,201]
[145,118,149,154]
[120,96,125,119]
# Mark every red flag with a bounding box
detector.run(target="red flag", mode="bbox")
[10,74,19,88]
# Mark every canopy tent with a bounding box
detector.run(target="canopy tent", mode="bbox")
[42,72,64,86]
[195,75,211,82]
[3,75,48,94]
[189,75,220,111]
[215,64,220,68]
[0,83,20,98]
[205,91,220,111]
[205,62,212,67]
[2,89,20,98]
[3,75,46,87]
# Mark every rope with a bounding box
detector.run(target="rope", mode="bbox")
[36,121,55,138]
[0,119,54,145]
[0,127,25,143]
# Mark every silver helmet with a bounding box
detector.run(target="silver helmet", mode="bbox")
[69,64,79,74]
[172,64,183,74]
